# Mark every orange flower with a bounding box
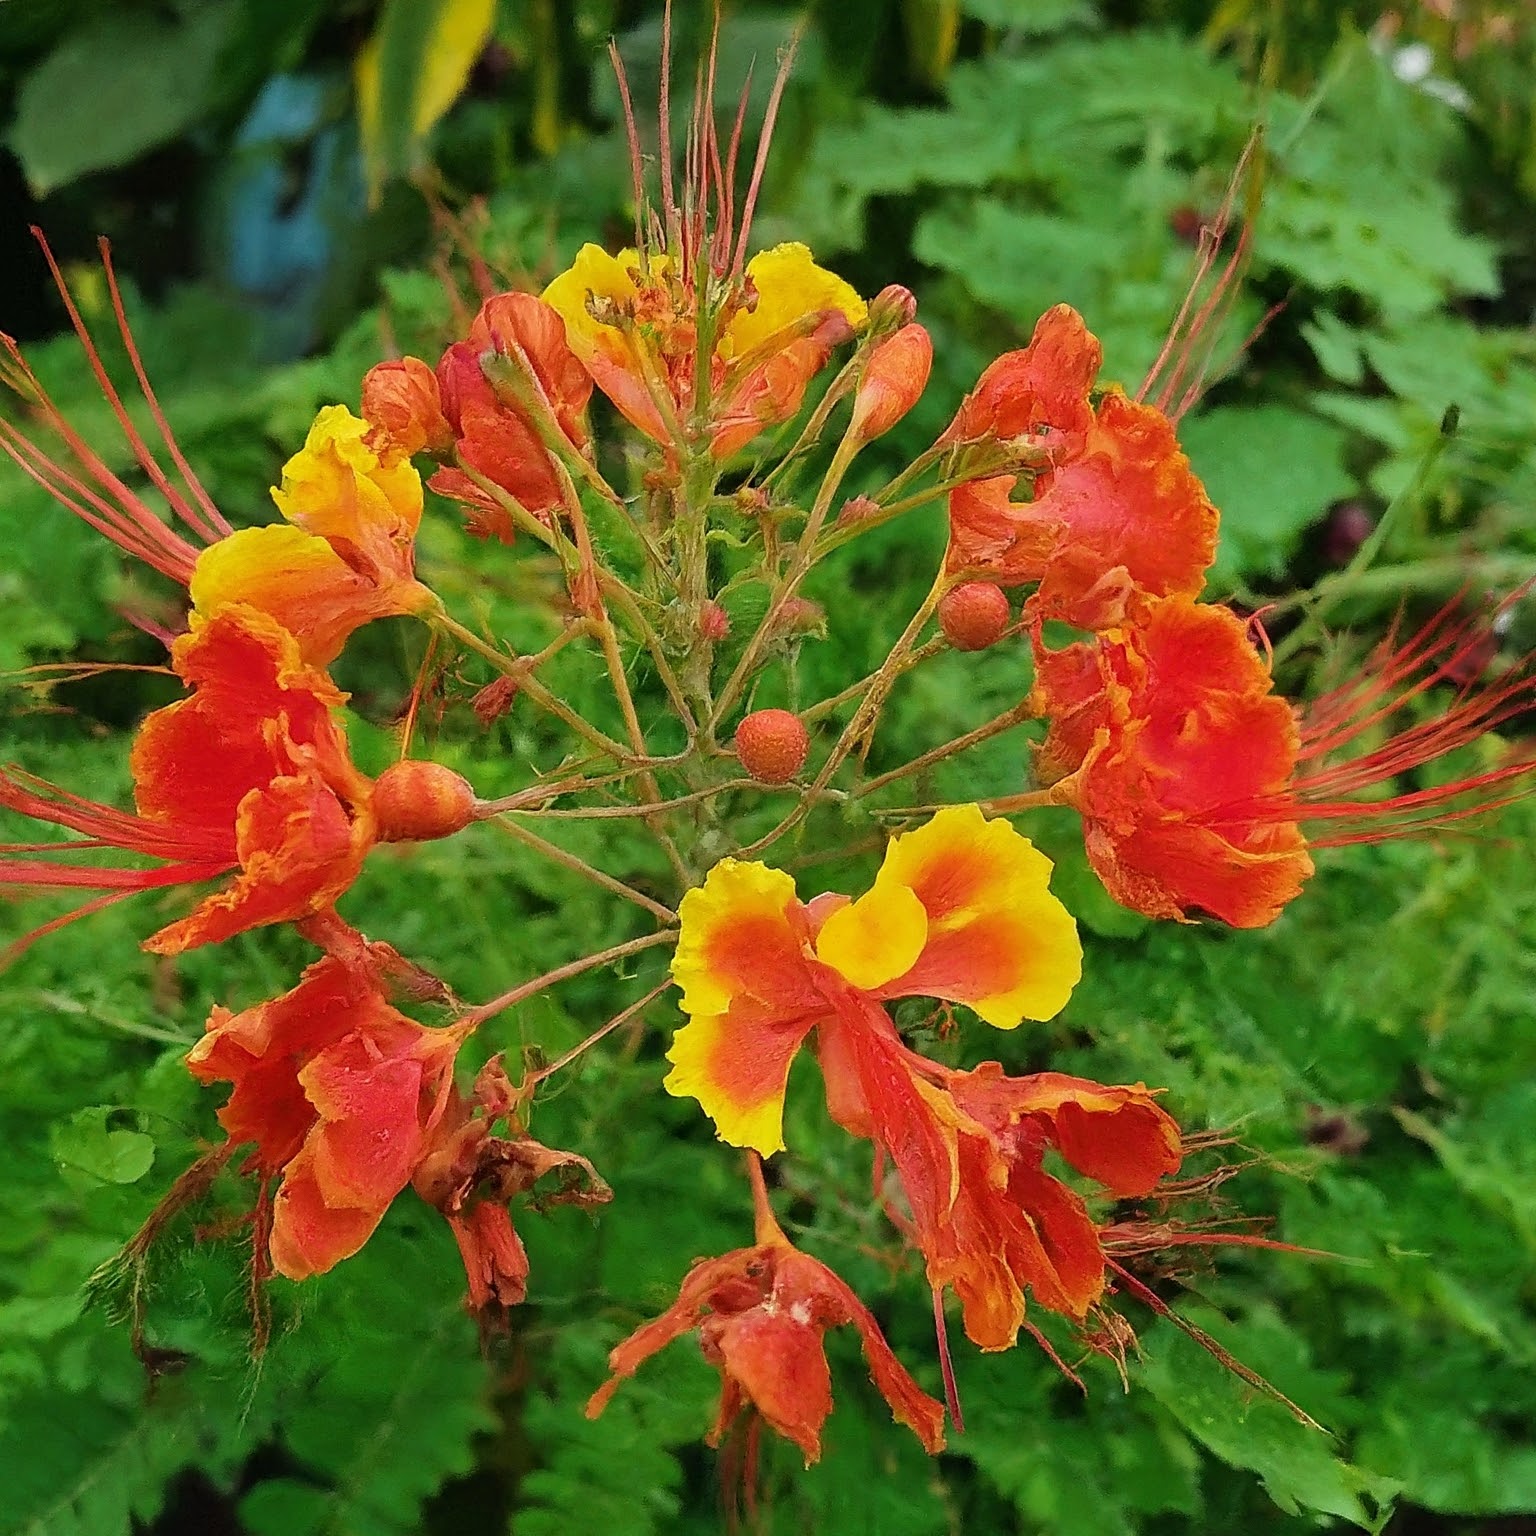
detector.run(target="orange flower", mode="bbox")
[542,242,865,460]
[0,606,473,955]
[944,305,1217,631]
[947,391,1217,630]
[586,1186,945,1463]
[1032,597,1313,928]
[943,304,1100,451]
[187,952,468,1279]
[849,322,934,444]
[1032,591,1536,927]
[427,292,594,536]
[816,1009,1181,1348]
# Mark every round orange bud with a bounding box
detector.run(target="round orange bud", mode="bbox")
[373,760,478,843]
[734,709,810,786]
[939,583,1011,651]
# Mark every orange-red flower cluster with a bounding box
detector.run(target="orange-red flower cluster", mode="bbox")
[599,808,1183,1456]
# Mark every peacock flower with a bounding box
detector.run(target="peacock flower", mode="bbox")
[942,304,1100,454]
[189,406,438,665]
[946,390,1218,631]
[943,304,1217,632]
[1030,591,1536,928]
[427,292,594,537]
[664,803,1081,1156]
[656,806,1184,1351]
[0,605,474,956]
[187,951,470,1279]
[586,1163,946,1463]
[542,241,865,461]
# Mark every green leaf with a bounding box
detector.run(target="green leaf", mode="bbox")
[9,5,235,195]
[356,0,497,201]
[1137,1312,1400,1529]
[1182,404,1356,584]
[50,1110,154,1187]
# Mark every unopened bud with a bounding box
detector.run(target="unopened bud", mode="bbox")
[735,709,810,785]
[849,324,933,443]
[699,601,731,641]
[777,597,825,637]
[838,494,879,525]
[373,760,478,842]
[472,675,520,726]
[939,582,1011,651]
[867,284,919,335]
[361,357,454,458]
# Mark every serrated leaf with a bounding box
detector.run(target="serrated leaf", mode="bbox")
[1137,1313,1400,1529]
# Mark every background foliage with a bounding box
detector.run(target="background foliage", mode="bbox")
[2,1,1535,1532]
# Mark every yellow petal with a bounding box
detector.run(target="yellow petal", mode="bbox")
[874,805,1082,1027]
[663,1010,803,1157]
[814,880,927,991]
[725,243,867,359]
[541,245,647,359]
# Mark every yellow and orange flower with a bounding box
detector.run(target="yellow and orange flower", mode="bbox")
[189,406,436,665]
[665,804,1081,1155]
[543,241,865,460]
[660,807,1181,1350]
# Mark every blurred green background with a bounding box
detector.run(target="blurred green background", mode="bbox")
[2,1,1536,1533]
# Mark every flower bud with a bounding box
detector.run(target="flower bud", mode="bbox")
[939,582,1011,651]
[867,284,919,335]
[373,760,478,842]
[361,358,454,458]
[699,601,731,641]
[735,709,810,785]
[849,324,933,443]
[838,494,879,525]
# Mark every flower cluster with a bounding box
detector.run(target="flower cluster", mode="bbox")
[2,19,1532,1478]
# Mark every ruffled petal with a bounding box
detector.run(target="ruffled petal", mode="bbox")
[725,244,866,359]
[872,805,1082,1026]
[190,524,430,667]
[269,1145,389,1280]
